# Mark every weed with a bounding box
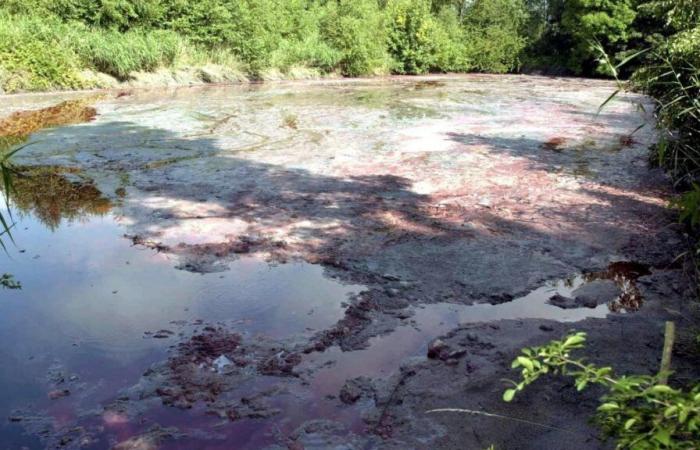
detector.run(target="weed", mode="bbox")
[282,113,299,130]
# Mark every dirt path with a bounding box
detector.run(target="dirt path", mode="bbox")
[3,75,697,449]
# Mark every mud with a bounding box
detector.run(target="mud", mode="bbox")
[0,75,697,449]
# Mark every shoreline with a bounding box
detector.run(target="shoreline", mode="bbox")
[0,72,617,99]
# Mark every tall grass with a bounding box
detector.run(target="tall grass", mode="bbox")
[70,28,184,80]
[0,10,243,92]
[635,55,700,184]
[0,12,84,92]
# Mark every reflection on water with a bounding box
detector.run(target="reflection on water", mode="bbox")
[8,166,112,230]
[0,210,361,449]
[584,261,651,312]
[306,275,611,398]
[0,203,630,448]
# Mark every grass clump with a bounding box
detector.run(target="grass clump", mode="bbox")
[70,28,183,80]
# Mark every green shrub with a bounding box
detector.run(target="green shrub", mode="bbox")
[561,0,636,74]
[431,6,470,72]
[163,0,237,48]
[384,0,446,74]
[0,0,538,86]
[0,0,165,30]
[462,0,529,73]
[268,36,340,74]
[320,0,389,76]
[0,12,85,91]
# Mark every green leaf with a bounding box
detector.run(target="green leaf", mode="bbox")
[563,334,586,348]
[624,418,636,430]
[650,385,675,395]
[664,405,678,418]
[614,48,649,70]
[598,402,619,412]
[653,428,671,446]
[503,389,516,402]
[516,357,534,371]
[598,89,620,114]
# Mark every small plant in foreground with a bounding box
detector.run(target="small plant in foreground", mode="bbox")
[504,331,700,449]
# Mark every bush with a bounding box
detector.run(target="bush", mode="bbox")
[0,12,85,91]
[0,0,165,30]
[268,36,341,74]
[0,0,538,88]
[431,6,470,72]
[505,332,700,449]
[384,0,447,74]
[320,0,389,76]
[462,0,529,73]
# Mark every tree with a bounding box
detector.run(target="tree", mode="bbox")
[561,0,636,74]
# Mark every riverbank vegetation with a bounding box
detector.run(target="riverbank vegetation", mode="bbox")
[0,0,688,92]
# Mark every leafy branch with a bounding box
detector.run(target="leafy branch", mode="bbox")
[504,331,700,449]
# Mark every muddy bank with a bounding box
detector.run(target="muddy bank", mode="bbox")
[0,75,697,449]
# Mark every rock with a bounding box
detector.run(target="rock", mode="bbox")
[427,339,449,359]
[257,351,301,376]
[339,381,363,404]
[548,280,622,309]
[113,425,179,450]
[213,355,232,372]
[547,294,578,309]
[48,389,70,400]
[478,197,492,208]
[539,324,554,332]
[446,349,467,360]
[572,280,621,308]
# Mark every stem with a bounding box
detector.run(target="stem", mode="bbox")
[659,321,676,385]
[426,408,584,435]
[560,356,618,387]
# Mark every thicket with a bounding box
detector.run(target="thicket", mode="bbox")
[0,0,535,92]
[625,1,700,279]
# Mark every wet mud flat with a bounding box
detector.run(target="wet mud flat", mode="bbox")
[0,75,698,449]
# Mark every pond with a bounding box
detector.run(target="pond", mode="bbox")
[0,75,667,449]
